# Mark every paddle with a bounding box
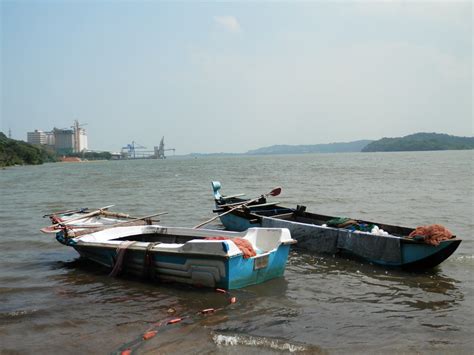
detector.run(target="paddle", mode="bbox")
[40,205,115,233]
[193,186,282,229]
[43,207,88,218]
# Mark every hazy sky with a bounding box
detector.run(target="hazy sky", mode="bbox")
[1,1,472,154]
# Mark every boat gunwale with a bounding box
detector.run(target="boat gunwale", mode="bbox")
[73,242,236,260]
[215,196,460,242]
[68,225,295,258]
[73,240,291,261]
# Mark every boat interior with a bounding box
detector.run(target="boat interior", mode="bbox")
[218,196,416,237]
[115,233,199,244]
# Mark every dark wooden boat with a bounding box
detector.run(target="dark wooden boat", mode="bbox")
[211,181,461,269]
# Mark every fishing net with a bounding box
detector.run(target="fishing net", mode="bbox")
[205,237,256,258]
[408,224,454,246]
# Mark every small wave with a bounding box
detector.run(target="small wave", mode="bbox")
[455,255,474,260]
[449,255,474,265]
[0,308,39,320]
[212,332,316,353]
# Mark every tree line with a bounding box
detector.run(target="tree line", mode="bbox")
[0,132,112,167]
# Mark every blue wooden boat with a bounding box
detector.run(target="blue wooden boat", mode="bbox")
[52,223,296,290]
[211,181,461,269]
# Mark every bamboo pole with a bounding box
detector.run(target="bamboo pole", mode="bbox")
[71,212,168,237]
[40,205,114,233]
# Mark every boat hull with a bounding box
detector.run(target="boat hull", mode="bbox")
[399,239,461,269]
[53,224,295,290]
[73,243,291,289]
[218,209,461,269]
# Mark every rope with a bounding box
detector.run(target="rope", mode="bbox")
[109,241,136,277]
[143,242,160,279]
[113,288,237,355]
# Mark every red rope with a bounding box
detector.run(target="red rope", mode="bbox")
[117,288,237,354]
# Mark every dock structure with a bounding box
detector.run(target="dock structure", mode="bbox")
[120,137,175,159]
[121,141,148,159]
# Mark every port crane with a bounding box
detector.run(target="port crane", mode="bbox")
[120,137,175,159]
[71,120,88,153]
[121,141,147,159]
[155,137,175,159]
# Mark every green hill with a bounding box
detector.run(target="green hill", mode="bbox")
[362,133,474,152]
[0,132,58,167]
[246,140,373,155]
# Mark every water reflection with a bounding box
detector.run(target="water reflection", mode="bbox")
[52,257,244,314]
[290,251,460,291]
[287,251,464,312]
[45,236,468,353]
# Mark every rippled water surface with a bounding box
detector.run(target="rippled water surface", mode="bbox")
[1,151,473,354]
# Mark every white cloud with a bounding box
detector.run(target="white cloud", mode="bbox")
[214,16,241,33]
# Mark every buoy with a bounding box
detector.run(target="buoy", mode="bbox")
[143,330,157,340]
[230,297,237,304]
[200,308,216,314]
[121,349,132,355]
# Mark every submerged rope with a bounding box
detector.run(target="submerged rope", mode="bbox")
[113,288,237,355]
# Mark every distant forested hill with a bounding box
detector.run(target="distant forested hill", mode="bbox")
[362,133,474,152]
[0,132,57,167]
[246,140,373,155]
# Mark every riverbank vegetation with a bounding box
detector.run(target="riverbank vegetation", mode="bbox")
[0,132,58,167]
[362,133,474,152]
[0,132,114,167]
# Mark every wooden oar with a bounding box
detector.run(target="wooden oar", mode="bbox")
[43,207,88,218]
[193,186,282,229]
[40,205,115,233]
[71,212,168,237]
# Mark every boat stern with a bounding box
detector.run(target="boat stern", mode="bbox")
[401,238,462,269]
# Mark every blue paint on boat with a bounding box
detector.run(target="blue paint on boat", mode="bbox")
[227,244,291,289]
[54,225,295,289]
[221,241,229,252]
[219,213,260,232]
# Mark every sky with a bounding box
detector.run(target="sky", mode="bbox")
[1,0,472,154]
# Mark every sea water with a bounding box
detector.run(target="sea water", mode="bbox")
[1,150,473,353]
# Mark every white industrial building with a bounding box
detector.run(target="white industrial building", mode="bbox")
[45,131,55,146]
[53,128,75,154]
[27,130,47,145]
[28,120,88,154]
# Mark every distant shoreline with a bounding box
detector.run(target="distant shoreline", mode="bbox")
[2,131,472,167]
[186,133,473,157]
